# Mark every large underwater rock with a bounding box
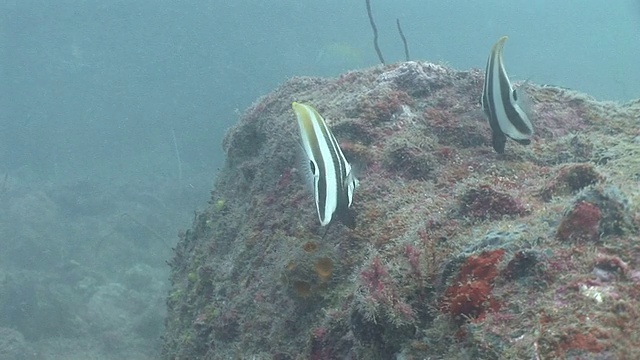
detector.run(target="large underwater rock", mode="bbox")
[162,62,640,359]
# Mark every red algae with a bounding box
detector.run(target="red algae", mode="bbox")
[442,249,505,322]
[557,201,602,242]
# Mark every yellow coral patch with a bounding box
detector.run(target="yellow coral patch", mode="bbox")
[302,241,319,253]
[314,257,334,282]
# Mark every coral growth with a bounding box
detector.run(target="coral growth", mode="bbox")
[574,185,635,237]
[557,201,602,242]
[382,137,435,180]
[314,257,334,282]
[377,61,452,96]
[527,86,595,138]
[358,88,413,123]
[355,256,415,326]
[424,107,487,148]
[557,185,636,242]
[283,248,337,299]
[441,249,505,322]
[540,163,603,201]
[459,185,528,220]
[502,250,542,281]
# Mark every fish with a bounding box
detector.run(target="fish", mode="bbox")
[291,102,358,228]
[481,36,534,153]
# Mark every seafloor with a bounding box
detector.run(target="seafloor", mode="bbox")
[162,62,640,359]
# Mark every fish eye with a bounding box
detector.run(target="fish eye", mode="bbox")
[512,89,518,101]
[309,160,316,174]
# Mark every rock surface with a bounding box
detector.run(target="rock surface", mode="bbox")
[163,62,640,359]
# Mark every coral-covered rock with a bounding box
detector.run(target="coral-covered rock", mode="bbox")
[441,249,505,322]
[540,163,603,201]
[163,62,640,359]
[382,137,436,180]
[424,107,488,148]
[557,185,636,242]
[575,185,636,237]
[357,86,414,123]
[503,249,544,281]
[557,200,602,242]
[282,244,338,299]
[377,61,453,96]
[459,185,528,220]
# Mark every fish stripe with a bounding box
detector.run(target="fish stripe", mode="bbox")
[292,102,355,226]
[482,36,534,153]
[483,44,507,152]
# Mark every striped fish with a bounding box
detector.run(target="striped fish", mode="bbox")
[291,102,358,228]
[481,36,534,153]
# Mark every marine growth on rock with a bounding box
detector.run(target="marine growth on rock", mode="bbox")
[163,61,640,360]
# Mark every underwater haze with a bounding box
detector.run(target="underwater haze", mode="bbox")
[0,0,639,358]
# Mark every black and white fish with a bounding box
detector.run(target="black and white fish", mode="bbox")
[291,102,358,228]
[481,36,534,153]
